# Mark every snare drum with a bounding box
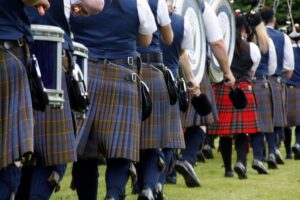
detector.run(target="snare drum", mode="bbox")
[30,24,65,109]
[72,41,88,85]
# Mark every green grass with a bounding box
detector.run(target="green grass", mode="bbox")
[51,147,300,200]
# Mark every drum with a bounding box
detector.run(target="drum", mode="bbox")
[30,24,65,109]
[72,41,88,86]
[206,0,236,83]
[173,0,207,83]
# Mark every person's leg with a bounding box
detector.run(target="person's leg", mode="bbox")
[15,165,34,200]
[158,149,173,186]
[180,126,205,165]
[284,127,292,159]
[105,159,131,200]
[28,165,66,200]
[219,137,233,177]
[265,131,278,169]
[0,165,22,200]
[234,134,248,179]
[72,159,99,200]
[292,126,300,160]
[250,133,268,174]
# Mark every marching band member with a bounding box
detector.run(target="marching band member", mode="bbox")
[70,0,157,199]
[15,1,103,200]
[208,13,261,179]
[0,0,49,199]
[157,0,200,197]
[261,7,294,167]
[176,0,236,187]
[285,33,300,160]
[246,11,277,173]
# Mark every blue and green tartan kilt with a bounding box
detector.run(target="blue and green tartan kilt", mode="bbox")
[34,72,76,166]
[140,65,176,149]
[252,79,274,133]
[0,45,34,169]
[269,76,287,127]
[286,85,300,126]
[77,61,142,162]
[182,71,218,128]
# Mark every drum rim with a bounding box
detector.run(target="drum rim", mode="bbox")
[73,41,89,58]
[31,24,65,43]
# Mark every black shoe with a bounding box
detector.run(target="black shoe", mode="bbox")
[138,188,155,200]
[224,170,234,178]
[202,145,214,159]
[196,151,206,163]
[175,160,201,187]
[286,153,293,159]
[234,162,247,179]
[104,196,115,200]
[292,144,300,160]
[252,159,268,174]
[155,183,164,200]
[166,174,176,184]
[267,154,278,169]
[275,149,285,165]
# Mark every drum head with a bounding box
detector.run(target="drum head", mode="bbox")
[174,0,206,83]
[206,0,236,83]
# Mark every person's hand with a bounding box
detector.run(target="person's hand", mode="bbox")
[187,79,201,97]
[35,0,50,16]
[71,4,89,16]
[223,71,236,88]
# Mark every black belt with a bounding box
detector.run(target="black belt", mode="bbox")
[0,38,25,50]
[90,56,141,73]
[141,52,163,64]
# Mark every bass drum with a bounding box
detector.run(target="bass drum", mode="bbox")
[173,0,206,83]
[206,0,236,83]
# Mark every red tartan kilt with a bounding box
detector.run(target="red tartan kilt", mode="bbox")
[207,81,259,136]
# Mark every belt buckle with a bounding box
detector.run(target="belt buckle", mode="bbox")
[128,57,134,66]
[131,73,137,83]
[277,77,281,83]
[17,38,24,47]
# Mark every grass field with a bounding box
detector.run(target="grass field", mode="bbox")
[51,147,300,200]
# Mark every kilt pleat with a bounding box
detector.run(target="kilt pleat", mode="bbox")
[77,61,141,162]
[0,46,34,169]
[207,82,259,135]
[140,65,184,149]
[286,86,300,126]
[269,77,287,127]
[252,79,274,133]
[182,70,218,128]
[33,73,76,166]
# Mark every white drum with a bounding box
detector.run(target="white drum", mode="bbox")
[173,0,207,83]
[73,41,88,86]
[206,0,236,83]
[30,24,65,109]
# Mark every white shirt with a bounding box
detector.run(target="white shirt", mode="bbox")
[137,0,157,35]
[64,0,71,21]
[266,26,294,72]
[202,2,223,43]
[249,42,262,72]
[156,0,171,27]
[181,18,193,50]
[268,38,278,76]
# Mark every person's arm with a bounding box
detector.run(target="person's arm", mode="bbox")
[22,0,50,16]
[157,0,173,45]
[137,0,157,46]
[283,34,294,79]
[203,2,235,87]
[71,0,104,16]
[180,51,201,96]
[249,42,262,77]
[268,39,277,76]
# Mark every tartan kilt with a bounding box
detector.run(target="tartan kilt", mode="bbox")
[207,82,259,135]
[140,65,178,149]
[34,72,76,166]
[252,79,274,133]
[286,86,300,126]
[269,76,287,127]
[0,46,34,169]
[77,61,142,162]
[182,70,218,128]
